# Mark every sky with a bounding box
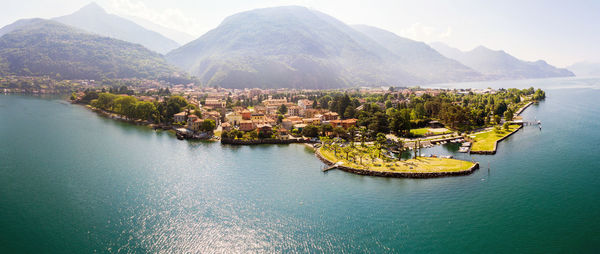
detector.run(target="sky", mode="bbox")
[1,0,599,67]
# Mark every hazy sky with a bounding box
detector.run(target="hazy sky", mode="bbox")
[2,0,599,67]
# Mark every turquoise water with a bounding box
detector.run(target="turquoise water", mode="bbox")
[1,78,599,253]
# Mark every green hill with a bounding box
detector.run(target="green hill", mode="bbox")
[0,19,186,81]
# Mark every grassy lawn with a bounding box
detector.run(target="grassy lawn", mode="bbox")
[410,127,452,136]
[471,124,520,152]
[410,128,430,136]
[319,147,475,173]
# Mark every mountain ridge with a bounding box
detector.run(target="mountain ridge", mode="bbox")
[167,6,486,89]
[53,2,180,54]
[430,42,574,79]
[0,19,186,81]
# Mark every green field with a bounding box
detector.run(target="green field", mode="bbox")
[409,128,452,136]
[471,124,520,152]
[319,147,475,173]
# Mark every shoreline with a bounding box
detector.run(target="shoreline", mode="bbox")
[469,100,534,154]
[315,148,479,178]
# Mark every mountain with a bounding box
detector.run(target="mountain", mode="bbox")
[125,15,196,45]
[53,2,180,54]
[352,25,482,83]
[0,18,45,37]
[566,61,600,77]
[430,42,574,79]
[166,6,483,89]
[0,19,184,80]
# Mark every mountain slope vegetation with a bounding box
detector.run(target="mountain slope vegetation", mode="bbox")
[0,19,185,81]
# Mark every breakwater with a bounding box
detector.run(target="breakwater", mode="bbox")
[315,149,479,178]
[221,138,308,145]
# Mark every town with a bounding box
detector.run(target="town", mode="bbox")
[63,78,542,172]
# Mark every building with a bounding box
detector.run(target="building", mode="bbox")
[263,97,287,106]
[221,122,232,131]
[239,120,255,132]
[226,112,243,126]
[330,119,357,129]
[204,111,221,125]
[174,112,187,123]
[251,113,265,121]
[278,128,289,139]
[298,99,313,110]
[321,112,339,121]
[204,99,226,109]
[302,118,321,125]
[187,115,201,132]
[287,105,301,116]
[257,124,273,136]
[241,110,252,120]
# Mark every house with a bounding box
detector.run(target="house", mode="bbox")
[321,112,339,121]
[187,115,201,132]
[302,108,319,118]
[174,112,187,123]
[241,110,252,120]
[330,119,357,129]
[239,120,255,132]
[287,105,301,116]
[281,116,303,130]
[204,111,221,125]
[221,122,232,131]
[298,99,313,110]
[257,124,273,136]
[278,128,289,139]
[251,113,265,121]
[204,99,226,109]
[293,123,307,132]
[302,118,321,125]
[226,112,242,126]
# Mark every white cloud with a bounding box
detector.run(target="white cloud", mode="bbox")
[399,22,453,42]
[107,0,205,36]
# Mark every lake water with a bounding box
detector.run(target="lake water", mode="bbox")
[1,77,599,253]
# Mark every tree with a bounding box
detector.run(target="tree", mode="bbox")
[504,109,514,122]
[503,122,510,131]
[301,125,319,138]
[166,96,188,121]
[347,126,357,147]
[199,119,216,132]
[249,130,258,139]
[321,124,333,136]
[342,146,353,160]
[135,101,157,121]
[344,105,356,119]
[493,114,501,125]
[277,104,288,115]
[359,127,368,146]
[333,127,346,138]
[375,133,387,158]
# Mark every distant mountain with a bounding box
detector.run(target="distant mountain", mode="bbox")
[0,18,45,37]
[53,2,180,54]
[0,19,184,80]
[430,42,574,79]
[352,25,482,83]
[125,15,196,45]
[166,6,484,89]
[566,61,600,77]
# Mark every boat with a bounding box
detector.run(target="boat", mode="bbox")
[458,147,469,153]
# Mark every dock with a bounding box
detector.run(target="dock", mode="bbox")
[323,162,343,172]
